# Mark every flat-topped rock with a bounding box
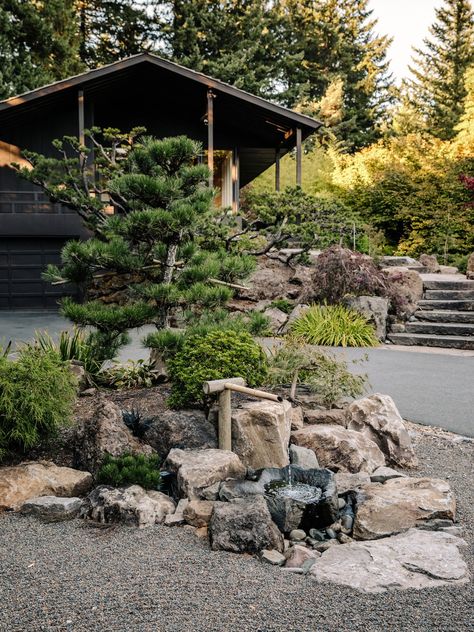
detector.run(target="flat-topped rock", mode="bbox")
[165,448,246,499]
[354,477,456,540]
[0,461,92,510]
[291,424,386,474]
[20,496,83,522]
[310,528,469,593]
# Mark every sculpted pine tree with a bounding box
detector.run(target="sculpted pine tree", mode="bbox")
[407,0,474,140]
[14,131,254,360]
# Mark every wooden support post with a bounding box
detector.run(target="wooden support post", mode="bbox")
[78,89,85,146]
[207,89,214,189]
[218,388,232,451]
[232,147,240,212]
[275,148,281,192]
[296,127,302,187]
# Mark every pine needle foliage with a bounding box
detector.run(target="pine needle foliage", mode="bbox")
[291,304,379,348]
[15,132,254,361]
[97,453,161,490]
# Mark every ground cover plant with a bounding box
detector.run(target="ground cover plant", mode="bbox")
[97,453,161,489]
[267,338,368,407]
[0,345,77,458]
[291,304,379,348]
[166,329,268,409]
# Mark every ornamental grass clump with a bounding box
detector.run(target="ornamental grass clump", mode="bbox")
[97,453,161,489]
[166,329,268,409]
[0,345,77,458]
[291,304,378,347]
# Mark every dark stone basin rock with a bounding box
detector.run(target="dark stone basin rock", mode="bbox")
[219,465,338,533]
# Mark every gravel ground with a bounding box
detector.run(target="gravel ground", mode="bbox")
[1,430,473,632]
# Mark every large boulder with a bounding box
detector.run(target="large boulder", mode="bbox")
[0,461,92,510]
[334,471,371,495]
[20,496,83,522]
[383,267,423,318]
[164,448,246,499]
[346,394,418,468]
[419,254,441,273]
[353,477,456,540]
[143,410,217,458]
[231,399,292,470]
[238,259,293,302]
[262,307,288,333]
[74,399,154,474]
[310,528,469,593]
[303,408,347,427]
[291,425,386,474]
[343,296,389,340]
[289,445,319,469]
[209,495,284,553]
[467,253,474,280]
[81,485,175,528]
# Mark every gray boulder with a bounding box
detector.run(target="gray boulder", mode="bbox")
[262,307,288,333]
[144,410,217,458]
[343,295,389,340]
[21,496,83,522]
[81,485,176,528]
[289,444,319,469]
[310,528,469,593]
[209,495,284,553]
[419,254,440,273]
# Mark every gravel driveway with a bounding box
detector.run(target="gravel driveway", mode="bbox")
[1,429,473,632]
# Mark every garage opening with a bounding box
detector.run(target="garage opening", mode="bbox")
[0,237,76,310]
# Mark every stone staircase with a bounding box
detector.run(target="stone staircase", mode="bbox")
[388,277,474,350]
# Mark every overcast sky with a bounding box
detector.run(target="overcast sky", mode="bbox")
[369,0,442,82]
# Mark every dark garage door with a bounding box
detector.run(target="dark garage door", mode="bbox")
[0,237,75,309]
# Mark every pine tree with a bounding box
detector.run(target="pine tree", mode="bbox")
[453,65,474,154]
[161,0,284,99]
[14,131,254,359]
[0,0,83,99]
[408,0,474,140]
[78,0,159,66]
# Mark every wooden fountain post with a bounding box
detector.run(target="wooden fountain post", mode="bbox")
[203,378,283,451]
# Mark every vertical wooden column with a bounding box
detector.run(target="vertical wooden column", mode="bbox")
[275,148,281,192]
[78,89,85,145]
[207,89,214,189]
[218,388,232,450]
[232,147,240,212]
[296,127,302,187]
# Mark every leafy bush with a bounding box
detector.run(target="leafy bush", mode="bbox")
[306,245,406,316]
[97,453,161,489]
[267,338,368,408]
[166,329,268,408]
[291,304,378,347]
[103,359,160,389]
[0,346,77,458]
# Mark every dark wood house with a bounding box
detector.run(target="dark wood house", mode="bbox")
[0,53,321,309]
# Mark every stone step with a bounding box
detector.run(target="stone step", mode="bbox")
[423,279,474,291]
[418,299,474,311]
[424,289,474,300]
[405,321,474,336]
[415,310,474,324]
[387,332,474,350]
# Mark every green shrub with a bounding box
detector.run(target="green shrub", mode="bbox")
[97,453,161,489]
[167,329,268,408]
[267,338,368,408]
[0,346,77,458]
[103,359,160,389]
[291,304,378,347]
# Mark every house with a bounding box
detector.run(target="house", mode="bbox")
[0,53,321,309]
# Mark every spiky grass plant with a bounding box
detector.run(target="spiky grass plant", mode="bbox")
[291,304,378,347]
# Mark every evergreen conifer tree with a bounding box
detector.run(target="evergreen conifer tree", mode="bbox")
[407,0,474,139]
[14,131,254,360]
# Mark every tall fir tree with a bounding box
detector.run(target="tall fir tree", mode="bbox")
[0,0,83,99]
[407,0,474,140]
[161,0,284,99]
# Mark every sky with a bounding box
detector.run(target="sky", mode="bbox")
[369,0,442,83]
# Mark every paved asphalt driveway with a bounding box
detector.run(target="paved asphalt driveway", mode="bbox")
[1,311,473,437]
